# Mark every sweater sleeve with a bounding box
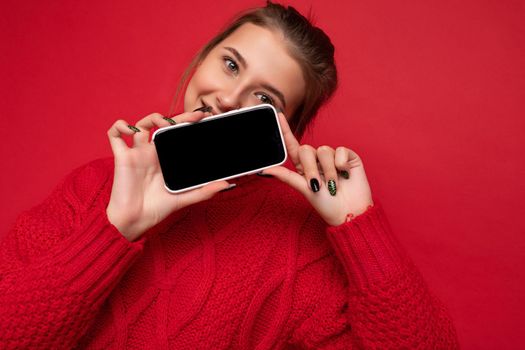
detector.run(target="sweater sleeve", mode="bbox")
[289,201,460,349]
[0,158,145,349]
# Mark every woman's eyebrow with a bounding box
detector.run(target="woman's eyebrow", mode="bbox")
[224,46,287,109]
[260,83,286,109]
[224,47,247,69]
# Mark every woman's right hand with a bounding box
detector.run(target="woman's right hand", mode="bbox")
[106,111,231,242]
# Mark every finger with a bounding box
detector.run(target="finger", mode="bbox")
[176,180,231,208]
[260,165,310,197]
[317,146,338,196]
[133,110,210,146]
[133,113,172,145]
[335,147,369,183]
[334,147,363,171]
[277,112,301,168]
[107,119,136,155]
[298,145,322,193]
[172,110,211,124]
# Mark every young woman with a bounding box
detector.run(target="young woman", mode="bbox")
[0,2,459,349]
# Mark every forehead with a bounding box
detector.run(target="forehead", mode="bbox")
[217,23,305,113]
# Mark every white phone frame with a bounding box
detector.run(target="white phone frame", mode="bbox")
[152,104,288,194]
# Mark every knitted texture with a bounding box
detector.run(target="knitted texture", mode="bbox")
[0,158,459,349]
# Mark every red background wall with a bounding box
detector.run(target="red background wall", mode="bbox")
[1,0,524,348]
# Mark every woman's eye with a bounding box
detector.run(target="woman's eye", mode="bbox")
[224,57,238,73]
[255,93,275,106]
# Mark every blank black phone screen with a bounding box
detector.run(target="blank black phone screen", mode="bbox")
[153,105,286,192]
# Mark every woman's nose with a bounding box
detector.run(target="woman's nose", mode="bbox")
[216,86,242,113]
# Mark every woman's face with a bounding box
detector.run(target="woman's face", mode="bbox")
[184,23,305,118]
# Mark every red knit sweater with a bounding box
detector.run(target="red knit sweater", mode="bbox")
[0,158,459,349]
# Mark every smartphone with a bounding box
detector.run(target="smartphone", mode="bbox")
[152,104,287,193]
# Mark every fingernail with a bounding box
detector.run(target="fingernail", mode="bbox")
[193,106,212,113]
[219,183,237,192]
[328,180,337,196]
[256,171,274,178]
[163,117,176,125]
[340,170,349,179]
[310,178,320,193]
[127,125,140,132]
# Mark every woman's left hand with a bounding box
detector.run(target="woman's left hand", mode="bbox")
[261,113,374,226]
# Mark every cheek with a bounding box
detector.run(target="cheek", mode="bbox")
[183,76,201,112]
[184,71,204,111]
[184,63,221,110]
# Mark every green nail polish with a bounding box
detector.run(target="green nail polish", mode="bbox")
[127,125,140,132]
[340,170,349,179]
[328,180,337,196]
[163,117,176,125]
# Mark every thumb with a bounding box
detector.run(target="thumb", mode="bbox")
[198,180,232,199]
[261,166,309,197]
[176,180,231,208]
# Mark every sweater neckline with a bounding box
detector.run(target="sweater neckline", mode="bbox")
[193,178,270,241]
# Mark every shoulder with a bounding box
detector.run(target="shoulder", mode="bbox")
[60,157,114,207]
[5,157,115,260]
[66,157,113,183]
[27,157,115,216]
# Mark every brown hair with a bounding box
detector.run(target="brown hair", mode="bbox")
[169,1,338,139]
